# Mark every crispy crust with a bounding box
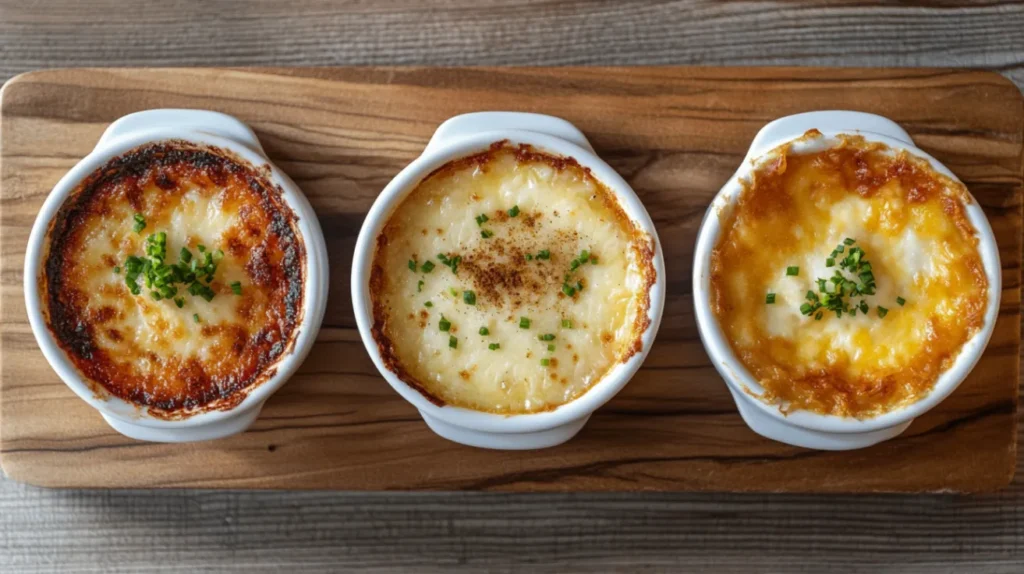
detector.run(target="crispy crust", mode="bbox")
[369,141,657,411]
[42,141,305,418]
[710,133,988,417]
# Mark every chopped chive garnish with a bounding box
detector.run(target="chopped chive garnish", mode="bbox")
[230,281,242,295]
[508,205,520,217]
[417,280,424,292]
[896,296,906,306]
[193,313,200,323]
[132,213,146,233]
[877,306,889,318]
[539,333,555,341]
[408,259,417,272]
[562,284,576,297]
[859,300,869,314]
[489,343,500,350]
[575,281,583,292]
[825,258,835,267]
[562,319,573,328]
[449,287,458,297]
[463,290,476,305]
[540,358,550,366]
[526,254,534,261]
[786,266,799,276]
[179,248,192,264]
[421,260,435,273]
[537,250,550,260]
[437,253,461,274]
[424,301,433,307]
[479,327,489,336]
[519,317,531,329]
[197,245,206,253]
[113,266,121,274]
[835,244,845,254]
[449,336,458,349]
[800,303,813,315]
[814,311,823,320]
[590,256,598,264]
[439,316,451,332]
[475,214,489,226]
[174,297,184,308]
[481,230,494,239]
[765,293,776,304]
[547,344,555,352]
[844,238,856,245]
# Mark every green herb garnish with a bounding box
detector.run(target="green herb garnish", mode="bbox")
[786,266,799,276]
[896,296,906,306]
[449,336,458,349]
[536,250,550,260]
[463,291,476,305]
[481,230,494,239]
[519,317,531,329]
[417,280,424,293]
[475,214,489,226]
[193,313,200,323]
[562,319,573,328]
[479,327,489,336]
[132,213,146,233]
[421,260,435,273]
[424,301,433,308]
[547,344,555,352]
[539,333,555,341]
[877,306,889,318]
[765,293,776,304]
[437,253,461,274]
[489,343,500,351]
[439,316,451,332]
[230,281,242,295]
[540,358,550,366]
[508,205,520,217]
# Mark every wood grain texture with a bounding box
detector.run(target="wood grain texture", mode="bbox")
[1,1,1024,572]
[1,67,1020,493]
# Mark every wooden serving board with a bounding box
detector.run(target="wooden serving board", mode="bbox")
[1,68,1020,492]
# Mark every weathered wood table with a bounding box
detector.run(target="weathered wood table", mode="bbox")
[1,1,1022,572]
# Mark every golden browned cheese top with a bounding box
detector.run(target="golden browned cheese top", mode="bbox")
[710,135,987,418]
[43,141,305,417]
[371,143,656,414]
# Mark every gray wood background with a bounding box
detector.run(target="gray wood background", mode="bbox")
[1,1,1023,572]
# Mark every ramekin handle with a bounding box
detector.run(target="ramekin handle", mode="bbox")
[424,112,595,155]
[726,388,911,451]
[100,405,263,443]
[419,411,591,450]
[96,109,266,155]
[745,111,915,163]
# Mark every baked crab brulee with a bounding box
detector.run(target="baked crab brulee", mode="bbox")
[41,141,305,417]
[369,142,657,414]
[710,133,988,418]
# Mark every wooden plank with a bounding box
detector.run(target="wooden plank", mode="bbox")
[0,67,1020,492]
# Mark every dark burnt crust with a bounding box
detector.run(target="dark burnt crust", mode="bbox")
[369,141,658,411]
[43,140,305,419]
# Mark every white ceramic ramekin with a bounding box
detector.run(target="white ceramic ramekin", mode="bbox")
[352,112,666,450]
[24,109,329,443]
[693,111,1002,451]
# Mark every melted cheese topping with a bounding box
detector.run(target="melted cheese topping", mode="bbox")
[371,143,655,414]
[43,142,304,416]
[710,135,988,417]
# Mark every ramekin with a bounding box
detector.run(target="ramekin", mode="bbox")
[692,111,1002,450]
[351,112,666,450]
[24,109,329,443]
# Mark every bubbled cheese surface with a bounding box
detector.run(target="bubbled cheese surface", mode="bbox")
[710,136,988,417]
[371,143,655,414]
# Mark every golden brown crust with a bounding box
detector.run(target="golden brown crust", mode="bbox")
[42,141,305,418]
[370,142,656,411]
[710,134,988,417]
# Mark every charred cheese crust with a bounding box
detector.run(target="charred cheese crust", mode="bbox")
[42,141,305,418]
[710,134,987,418]
[371,142,656,414]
